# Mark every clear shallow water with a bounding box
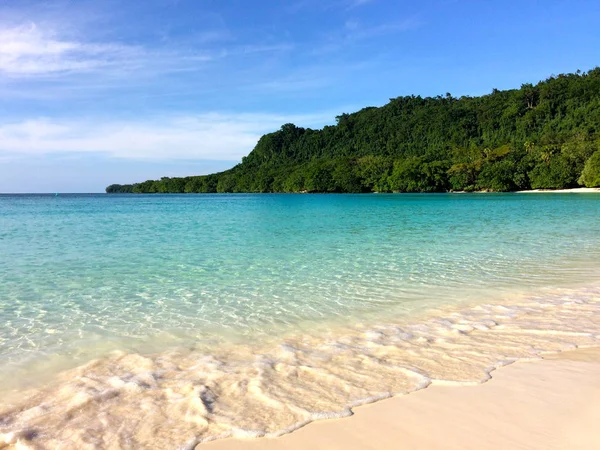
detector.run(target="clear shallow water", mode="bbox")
[1,193,600,448]
[1,193,600,376]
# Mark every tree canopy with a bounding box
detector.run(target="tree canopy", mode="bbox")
[107,68,600,194]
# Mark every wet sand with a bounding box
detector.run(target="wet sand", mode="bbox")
[2,287,600,449]
[204,347,600,450]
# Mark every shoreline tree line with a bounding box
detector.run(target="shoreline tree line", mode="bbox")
[107,68,600,194]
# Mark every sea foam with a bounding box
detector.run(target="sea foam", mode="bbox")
[1,286,599,449]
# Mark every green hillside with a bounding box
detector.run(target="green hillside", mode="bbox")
[107,68,600,194]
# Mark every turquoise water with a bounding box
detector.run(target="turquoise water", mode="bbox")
[1,193,600,384]
[2,193,600,448]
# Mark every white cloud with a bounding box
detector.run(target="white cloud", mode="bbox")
[0,23,144,75]
[0,112,334,161]
[0,22,293,81]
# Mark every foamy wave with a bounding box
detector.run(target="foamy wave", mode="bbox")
[1,286,599,449]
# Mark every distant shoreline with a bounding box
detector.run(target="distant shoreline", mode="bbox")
[102,187,600,194]
[3,187,599,195]
[450,187,600,194]
[516,187,600,193]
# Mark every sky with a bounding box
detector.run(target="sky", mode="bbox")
[0,0,599,192]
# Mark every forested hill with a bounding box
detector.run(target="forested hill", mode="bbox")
[107,68,600,194]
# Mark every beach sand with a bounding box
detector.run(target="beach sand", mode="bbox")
[517,187,600,193]
[204,347,600,450]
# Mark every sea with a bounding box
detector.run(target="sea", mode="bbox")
[1,193,600,448]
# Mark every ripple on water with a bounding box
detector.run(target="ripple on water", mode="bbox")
[1,286,599,449]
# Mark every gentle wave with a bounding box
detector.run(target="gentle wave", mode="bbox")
[1,284,599,449]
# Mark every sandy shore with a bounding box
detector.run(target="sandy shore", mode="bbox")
[204,347,600,450]
[517,187,600,193]
[450,187,600,193]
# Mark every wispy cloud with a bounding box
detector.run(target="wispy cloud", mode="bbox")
[223,43,294,58]
[0,21,292,80]
[253,77,330,93]
[349,18,422,39]
[288,0,375,12]
[0,112,335,161]
[311,17,421,56]
[0,23,145,76]
[346,0,375,10]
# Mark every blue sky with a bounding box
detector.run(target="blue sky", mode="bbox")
[1,0,599,192]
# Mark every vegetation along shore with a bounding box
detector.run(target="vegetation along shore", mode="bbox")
[107,68,600,194]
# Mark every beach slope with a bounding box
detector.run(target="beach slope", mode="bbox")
[204,347,600,450]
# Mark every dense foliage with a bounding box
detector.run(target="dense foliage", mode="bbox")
[579,151,600,187]
[107,68,600,194]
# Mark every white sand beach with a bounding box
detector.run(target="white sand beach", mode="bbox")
[517,187,600,193]
[205,347,600,450]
